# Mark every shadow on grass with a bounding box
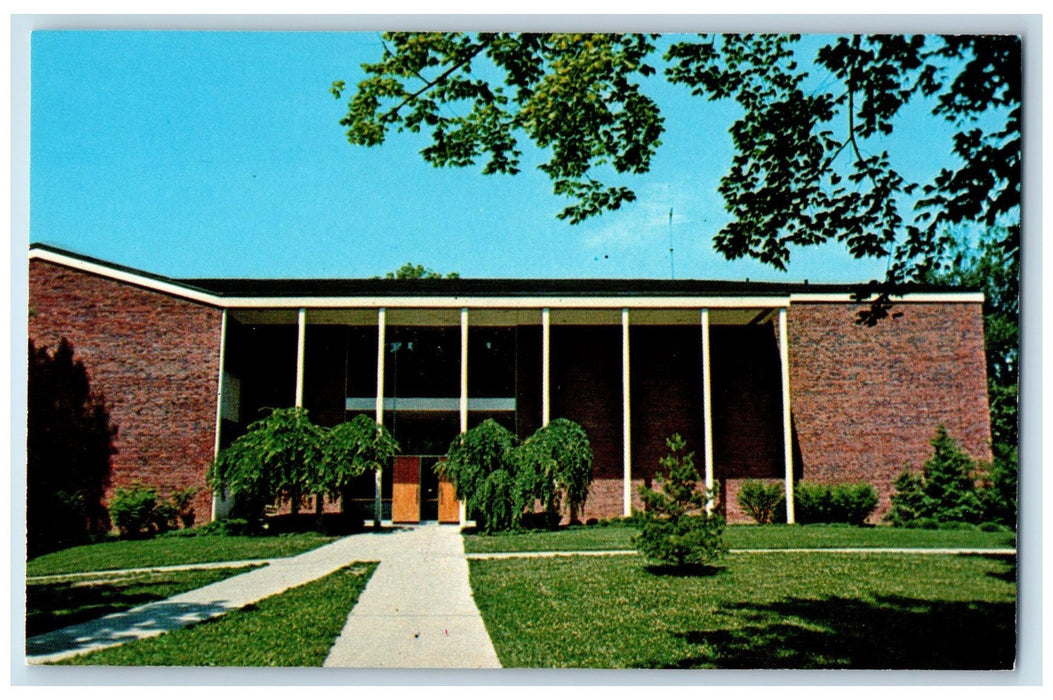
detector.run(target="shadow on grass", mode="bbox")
[643,563,725,578]
[26,580,165,637]
[972,553,1018,585]
[26,599,232,658]
[653,593,1015,670]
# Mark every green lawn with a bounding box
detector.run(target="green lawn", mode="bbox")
[60,563,377,666]
[462,523,1016,554]
[470,551,1016,669]
[27,534,337,577]
[27,566,261,638]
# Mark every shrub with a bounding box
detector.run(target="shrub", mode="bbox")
[790,482,878,526]
[886,425,985,527]
[737,480,783,524]
[192,518,252,537]
[110,483,173,538]
[513,418,594,527]
[169,486,200,529]
[633,434,726,568]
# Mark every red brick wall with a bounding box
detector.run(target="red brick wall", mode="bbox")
[550,326,623,521]
[788,302,992,521]
[29,259,223,525]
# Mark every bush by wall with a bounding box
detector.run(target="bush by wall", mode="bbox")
[109,483,176,538]
[736,480,784,524]
[633,434,726,568]
[791,482,879,526]
[27,339,115,557]
[738,480,878,526]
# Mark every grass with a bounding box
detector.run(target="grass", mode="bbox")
[26,566,261,638]
[462,523,1016,554]
[60,563,377,666]
[470,551,1016,669]
[27,533,337,577]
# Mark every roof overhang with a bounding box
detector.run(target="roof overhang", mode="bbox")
[30,244,985,311]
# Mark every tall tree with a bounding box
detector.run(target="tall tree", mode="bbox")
[926,225,1019,450]
[333,33,1020,285]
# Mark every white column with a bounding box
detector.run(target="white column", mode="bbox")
[295,308,306,408]
[622,308,632,517]
[542,307,551,426]
[211,309,229,521]
[701,308,715,514]
[778,307,796,524]
[374,308,386,528]
[459,308,469,525]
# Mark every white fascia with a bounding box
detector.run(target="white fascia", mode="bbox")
[32,248,983,308]
[790,292,984,304]
[30,247,224,306]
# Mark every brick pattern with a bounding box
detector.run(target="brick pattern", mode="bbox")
[787,302,992,521]
[29,259,222,524]
[27,257,992,529]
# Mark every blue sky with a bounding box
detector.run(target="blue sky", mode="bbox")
[30,30,962,282]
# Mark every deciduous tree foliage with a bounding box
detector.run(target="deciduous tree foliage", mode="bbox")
[334,32,1020,284]
[925,226,1019,528]
[376,262,460,279]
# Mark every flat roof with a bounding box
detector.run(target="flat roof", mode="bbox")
[29,242,979,301]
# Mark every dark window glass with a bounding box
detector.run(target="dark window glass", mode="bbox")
[384,327,460,398]
[345,326,379,398]
[468,327,516,398]
[385,411,461,456]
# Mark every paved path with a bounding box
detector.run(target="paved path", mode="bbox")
[324,525,501,668]
[26,525,500,668]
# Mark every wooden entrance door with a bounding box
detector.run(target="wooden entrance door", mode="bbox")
[391,456,420,523]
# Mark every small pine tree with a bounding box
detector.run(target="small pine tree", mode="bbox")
[978,443,1018,529]
[633,434,726,568]
[886,425,985,526]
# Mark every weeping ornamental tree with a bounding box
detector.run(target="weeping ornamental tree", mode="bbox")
[439,418,594,532]
[439,419,520,533]
[209,408,397,523]
[209,408,325,520]
[321,414,400,514]
[515,418,593,527]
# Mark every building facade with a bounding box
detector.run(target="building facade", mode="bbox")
[28,244,994,525]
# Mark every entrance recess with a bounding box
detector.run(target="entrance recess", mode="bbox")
[392,455,460,524]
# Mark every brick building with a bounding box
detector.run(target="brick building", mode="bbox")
[28,243,993,525]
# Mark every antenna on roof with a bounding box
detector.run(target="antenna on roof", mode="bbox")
[668,208,675,280]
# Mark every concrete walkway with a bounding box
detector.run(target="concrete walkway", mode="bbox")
[26,524,500,668]
[324,525,501,668]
